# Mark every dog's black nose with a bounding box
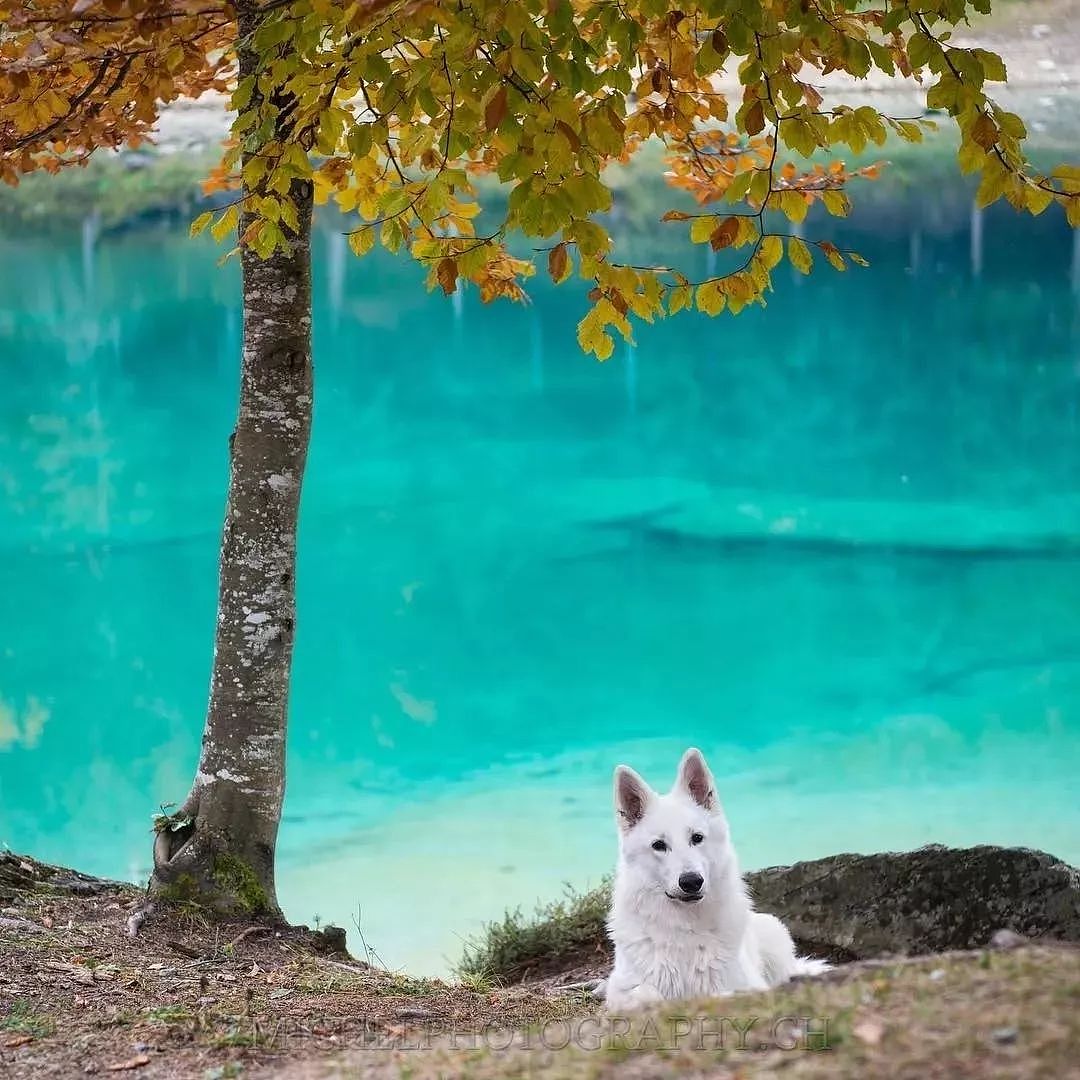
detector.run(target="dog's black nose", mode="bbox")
[678,871,704,894]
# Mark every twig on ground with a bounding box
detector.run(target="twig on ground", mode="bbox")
[316,957,374,977]
[225,925,271,952]
[125,902,155,939]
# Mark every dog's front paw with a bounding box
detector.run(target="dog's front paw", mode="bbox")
[604,982,664,1014]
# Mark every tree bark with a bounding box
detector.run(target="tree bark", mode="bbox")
[150,1,313,915]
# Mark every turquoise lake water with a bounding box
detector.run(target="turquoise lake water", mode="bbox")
[2,186,1079,974]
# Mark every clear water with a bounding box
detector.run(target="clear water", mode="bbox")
[2,188,1079,975]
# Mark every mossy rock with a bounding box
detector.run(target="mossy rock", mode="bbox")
[460,845,1080,982]
[750,844,1080,963]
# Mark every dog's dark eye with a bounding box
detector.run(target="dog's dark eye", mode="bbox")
[690,832,704,845]
[651,839,668,852]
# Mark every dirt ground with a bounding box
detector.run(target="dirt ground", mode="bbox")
[3,857,1079,1080]
[0,864,585,1079]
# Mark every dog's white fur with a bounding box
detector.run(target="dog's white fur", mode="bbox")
[604,747,828,1012]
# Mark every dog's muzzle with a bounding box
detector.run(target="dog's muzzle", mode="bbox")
[667,871,705,902]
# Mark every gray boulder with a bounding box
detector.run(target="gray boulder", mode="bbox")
[749,844,1080,962]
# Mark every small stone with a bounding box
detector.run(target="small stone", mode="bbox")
[991,1026,1018,1045]
[395,1007,435,1021]
[928,968,944,981]
[989,929,1027,950]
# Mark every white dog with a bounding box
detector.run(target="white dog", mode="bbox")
[604,747,829,1012]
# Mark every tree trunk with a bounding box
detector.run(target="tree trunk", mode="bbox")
[150,4,313,914]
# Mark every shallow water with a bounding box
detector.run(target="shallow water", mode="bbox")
[2,188,1079,974]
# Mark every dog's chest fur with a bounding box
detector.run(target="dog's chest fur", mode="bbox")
[616,925,761,999]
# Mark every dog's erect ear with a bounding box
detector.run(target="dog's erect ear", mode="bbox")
[614,765,652,830]
[675,747,717,811]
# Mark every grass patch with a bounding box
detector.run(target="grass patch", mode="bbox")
[457,880,612,984]
[357,947,1080,1080]
[145,1006,196,1025]
[3,1001,56,1038]
[377,973,439,997]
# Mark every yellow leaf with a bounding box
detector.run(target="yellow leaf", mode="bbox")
[348,229,375,256]
[190,211,213,238]
[821,191,850,218]
[689,216,718,244]
[210,205,239,244]
[1024,184,1054,216]
[975,167,1007,209]
[577,306,615,360]
[819,242,846,271]
[760,235,783,270]
[695,281,726,316]
[668,284,693,314]
[787,236,812,274]
[778,191,809,223]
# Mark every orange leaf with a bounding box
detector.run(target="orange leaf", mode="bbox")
[436,257,458,295]
[555,119,581,150]
[971,112,998,150]
[484,86,508,132]
[709,216,740,250]
[745,100,765,136]
[547,242,570,283]
[105,1055,151,1072]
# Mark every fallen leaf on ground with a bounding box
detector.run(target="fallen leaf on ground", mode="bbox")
[4,1035,34,1048]
[853,1015,885,1045]
[105,1054,151,1071]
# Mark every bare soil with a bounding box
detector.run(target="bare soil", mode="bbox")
[3,855,1080,1079]
[0,860,582,1079]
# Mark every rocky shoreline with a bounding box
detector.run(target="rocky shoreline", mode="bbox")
[2,844,1078,1077]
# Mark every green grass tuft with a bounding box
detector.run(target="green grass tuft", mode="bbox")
[3,1001,56,1038]
[457,879,612,983]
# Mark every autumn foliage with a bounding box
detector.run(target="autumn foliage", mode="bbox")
[4,0,1080,358]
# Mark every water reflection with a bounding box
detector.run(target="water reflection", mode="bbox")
[1,179,1079,972]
